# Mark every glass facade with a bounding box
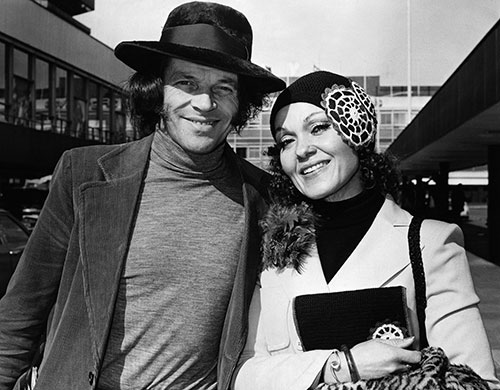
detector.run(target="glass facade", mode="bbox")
[0,37,133,144]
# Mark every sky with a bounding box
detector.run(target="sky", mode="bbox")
[75,0,500,86]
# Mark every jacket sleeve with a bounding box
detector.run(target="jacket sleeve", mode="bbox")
[421,221,500,389]
[232,284,333,390]
[0,151,74,389]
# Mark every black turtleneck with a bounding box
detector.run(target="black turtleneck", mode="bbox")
[312,189,385,283]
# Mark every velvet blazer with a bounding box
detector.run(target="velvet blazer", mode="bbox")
[233,198,499,390]
[0,133,269,390]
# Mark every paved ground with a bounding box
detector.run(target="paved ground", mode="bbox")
[459,209,499,373]
[467,251,500,372]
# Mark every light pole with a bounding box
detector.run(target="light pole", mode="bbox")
[407,0,412,124]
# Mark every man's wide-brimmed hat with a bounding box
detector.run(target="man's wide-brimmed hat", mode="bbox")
[115,1,285,93]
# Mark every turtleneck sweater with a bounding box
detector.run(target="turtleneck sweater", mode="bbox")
[99,130,244,390]
[312,189,385,283]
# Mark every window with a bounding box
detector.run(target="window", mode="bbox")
[35,59,49,130]
[248,148,262,158]
[380,112,392,125]
[114,94,127,142]
[393,112,407,125]
[429,86,439,96]
[377,86,391,96]
[12,49,32,126]
[261,112,270,126]
[0,42,5,122]
[391,87,407,96]
[102,87,111,142]
[13,49,28,79]
[72,74,87,138]
[55,67,68,133]
[88,81,99,140]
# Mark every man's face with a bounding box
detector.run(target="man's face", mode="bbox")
[162,58,239,154]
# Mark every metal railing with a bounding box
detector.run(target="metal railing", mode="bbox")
[0,107,115,144]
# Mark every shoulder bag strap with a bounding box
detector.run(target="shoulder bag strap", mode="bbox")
[408,216,428,349]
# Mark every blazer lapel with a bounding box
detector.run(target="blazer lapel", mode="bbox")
[79,135,153,361]
[329,198,413,291]
[218,152,270,390]
[219,151,268,357]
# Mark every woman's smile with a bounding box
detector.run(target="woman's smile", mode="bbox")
[300,160,330,175]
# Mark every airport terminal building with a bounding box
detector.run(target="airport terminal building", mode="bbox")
[0,0,134,186]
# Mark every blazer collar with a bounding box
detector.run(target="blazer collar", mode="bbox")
[264,198,415,297]
[97,132,154,181]
[329,198,413,291]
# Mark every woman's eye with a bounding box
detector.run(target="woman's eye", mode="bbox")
[278,138,294,150]
[311,123,331,134]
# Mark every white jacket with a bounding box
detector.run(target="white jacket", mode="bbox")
[233,198,499,390]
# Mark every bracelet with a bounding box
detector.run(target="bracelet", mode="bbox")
[341,344,360,382]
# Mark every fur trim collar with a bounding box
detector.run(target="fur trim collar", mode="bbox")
[260,202,316,272]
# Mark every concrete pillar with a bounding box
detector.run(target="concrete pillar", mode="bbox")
[434,162,449,221]
[488,146,500,266]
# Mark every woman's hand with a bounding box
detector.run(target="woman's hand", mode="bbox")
[350,337,421,380]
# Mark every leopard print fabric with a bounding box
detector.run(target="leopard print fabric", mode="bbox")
[315,347,489,390]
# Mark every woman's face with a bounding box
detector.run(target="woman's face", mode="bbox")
[274,102,363,202]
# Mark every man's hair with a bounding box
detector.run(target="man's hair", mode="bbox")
[124,69,269,138]
[265,145,401,206]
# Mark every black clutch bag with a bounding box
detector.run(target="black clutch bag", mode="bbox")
[293,286,412,351]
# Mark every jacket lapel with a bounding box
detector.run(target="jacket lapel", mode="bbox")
[262,199,416,300]
[79,135,153,361]
[268,250,331,297]
[329,198,413,291]
[218,149,277,390]
[219,149,268,358]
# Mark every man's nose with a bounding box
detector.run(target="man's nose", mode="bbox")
[191,92,216,112]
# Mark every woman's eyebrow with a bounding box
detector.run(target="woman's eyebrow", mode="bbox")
[303,111,327,124]
[274,127,287,139]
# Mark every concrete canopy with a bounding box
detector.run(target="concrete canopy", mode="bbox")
[387,19,500,176]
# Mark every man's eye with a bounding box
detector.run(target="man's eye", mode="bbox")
[176,80,196,89]
[214,85,236,96]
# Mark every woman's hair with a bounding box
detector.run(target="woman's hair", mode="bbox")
[266,144,401,206]
[124,70,269,138]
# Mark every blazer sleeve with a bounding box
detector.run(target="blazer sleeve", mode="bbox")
[421,220,500,388]
[232,284,333,390]
[0,151,74,389]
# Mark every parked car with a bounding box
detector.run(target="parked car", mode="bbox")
[0,187,48,224]
[20,207,42,231]
[0,209,30,298]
